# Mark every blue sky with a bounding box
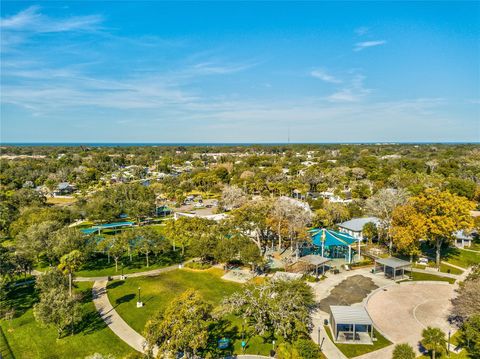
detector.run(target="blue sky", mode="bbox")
[1,1,479,143]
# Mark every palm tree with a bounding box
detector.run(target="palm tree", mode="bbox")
[58,250,83,297]
[392,343,416,359]
[421,327,446,359]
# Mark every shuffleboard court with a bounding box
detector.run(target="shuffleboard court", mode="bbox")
[366,282,455,355]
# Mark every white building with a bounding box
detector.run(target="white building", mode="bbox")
[337,217,381,241]
[454,230,475,248]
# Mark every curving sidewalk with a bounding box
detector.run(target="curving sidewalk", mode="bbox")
[92,279,271,358]
[75,263,183,282]
[92,280,157,355]
[89,264,184,355]
[90,267,271,359]
[32,262,184,282]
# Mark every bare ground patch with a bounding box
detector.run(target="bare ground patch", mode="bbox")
[319,275,378,314]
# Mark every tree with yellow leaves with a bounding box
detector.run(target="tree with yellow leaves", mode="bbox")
[409,189,475,267]
[390,204,426,261]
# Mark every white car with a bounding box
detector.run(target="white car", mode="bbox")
[417,257,429,265]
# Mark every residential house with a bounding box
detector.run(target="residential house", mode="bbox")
[337,217,381,241]
[53,182,75,196]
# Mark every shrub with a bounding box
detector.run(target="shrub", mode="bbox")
[392,343,415,359]
[294,338,322,358]
[351,259,373,268]
[184,261,212,270]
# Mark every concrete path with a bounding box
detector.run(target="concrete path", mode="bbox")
[310,312,347,359]
[88,264,192,355]
[92,278,271,358]
[75,262,182,282]
[308,268,393,359]
[313,267,465,359]
[411,267,460,279]
[365,282,455,358]
[32,262,185,282]
[92,280,158,356]
[460,247,480,253]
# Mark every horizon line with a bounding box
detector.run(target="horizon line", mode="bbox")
[1,141,479,147]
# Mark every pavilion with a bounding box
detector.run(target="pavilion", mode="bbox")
[374,257,412,280]
[330,305,374,344]
[80,221,134,235]
[298,255,331,276]
[309,228,358,263]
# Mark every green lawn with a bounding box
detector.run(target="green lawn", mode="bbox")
[0,281,134,359]
[420,244,480,269]
[323,325,392,358]
[408,271,457,284]
[107,268,287,356]
[439,263,463,275]
[107,268,241,332]
[412,263,463,275]
[442,248,480,269]
[74,250,182,277]
[469,242,480,251]
[0,326,14,359]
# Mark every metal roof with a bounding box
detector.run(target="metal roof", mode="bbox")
[299,255,331,266]
[337,217,380,232]
[455,230,474,240]
[58,182,72,190]
[310,228,357,247]
[375,257,411,269]
[330,306,373,325]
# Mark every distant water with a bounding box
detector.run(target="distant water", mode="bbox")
[2,142,260,147]
[1,142,478,147]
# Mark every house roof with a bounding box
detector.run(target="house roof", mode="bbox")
[455,230,474,240]
[310,228,357,247]
[58,182,72,190]
[375,257,411,269]
[330,306,373,325]
[337,217,380,232]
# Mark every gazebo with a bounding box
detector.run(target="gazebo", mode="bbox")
[374,257,412,280]
[298,255,331,276]
[330,305,374,344]
[309,228,358,263]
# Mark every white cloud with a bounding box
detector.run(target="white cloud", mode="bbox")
[327,74,371,102]
[355,27,369,36]
[0,6,103,33]
[0,6,104,52]
[354,40,387,52]
[188,61,257,75]
[310,69,342,84]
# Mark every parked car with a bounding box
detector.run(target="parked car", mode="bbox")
[417,257,428,265]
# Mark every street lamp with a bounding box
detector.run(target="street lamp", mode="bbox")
[272,340,275,351]
[318,326,321,346]
[136,287,143,308]
[241,321,246,353]
[448,330,451,356]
